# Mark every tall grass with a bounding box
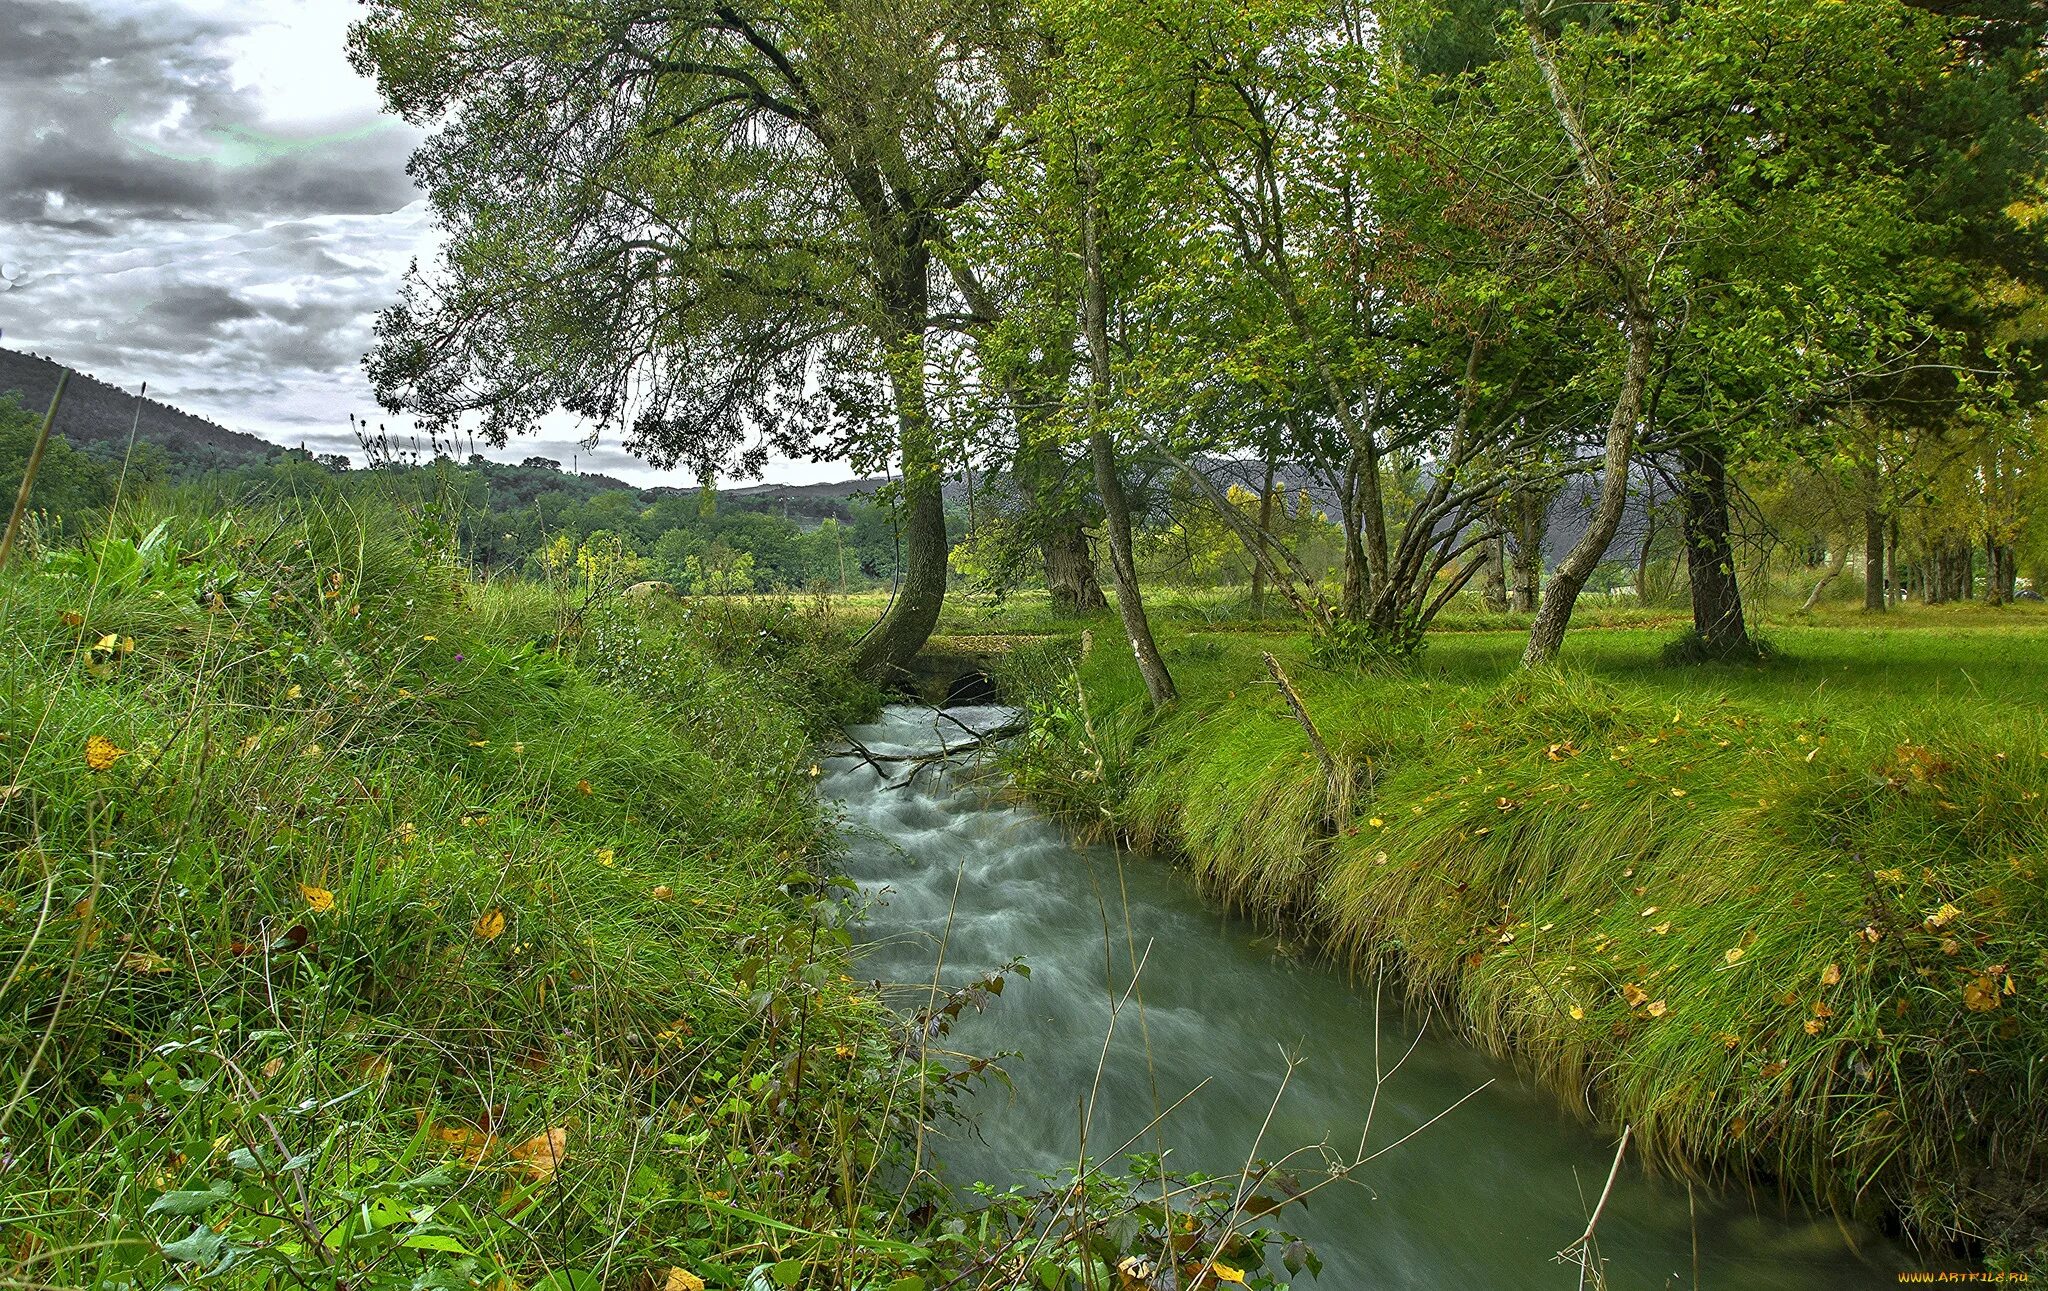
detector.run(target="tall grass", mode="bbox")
[0,499,934,1289]
[1002,626,2048,1270]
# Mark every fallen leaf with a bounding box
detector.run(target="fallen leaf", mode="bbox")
[1923,903,1962,930]
[1723,947,1745,965]
[84,734,127,771]
[58,610,84,628]
[299,884,336,914]
[474,909,507,940]
[1646,1000,1669,1018]
[650,885,674,901]
[576,779,593,795]
[1569,1005,1585,1020]
[664,1270,707,1291]
[1652,921,1672,936]
[1803,1018,1824,1035]
[1622,982,1649,1007]
[1963,975,2000,1012]
[508,1127,567,1181]
[121,949,175,974]
[1821,963,1842,986]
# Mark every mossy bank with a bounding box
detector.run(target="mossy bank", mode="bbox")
[999,622,2048,1271]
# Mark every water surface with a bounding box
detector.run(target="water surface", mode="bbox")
[826,705,1901,1289]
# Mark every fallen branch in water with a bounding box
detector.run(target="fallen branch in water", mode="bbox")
[1557,1123,1632,1271]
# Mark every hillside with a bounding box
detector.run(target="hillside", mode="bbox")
[0,349,282,475]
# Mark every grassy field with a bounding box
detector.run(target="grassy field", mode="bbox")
[996,602,2048,1270]
[0,503,966,1290]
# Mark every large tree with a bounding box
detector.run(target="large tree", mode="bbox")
[350,0,1012,678]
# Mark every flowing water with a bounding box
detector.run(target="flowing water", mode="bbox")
[825,705,1904,1289]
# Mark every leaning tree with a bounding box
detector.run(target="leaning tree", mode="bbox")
[350,0,1013,677]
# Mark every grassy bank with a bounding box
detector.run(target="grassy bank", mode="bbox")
[999,617,2048,1270]
[0,502,950,1289]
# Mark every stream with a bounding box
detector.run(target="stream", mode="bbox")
[825,704,1905,1289]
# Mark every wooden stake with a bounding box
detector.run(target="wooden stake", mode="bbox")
[0,372,70,567]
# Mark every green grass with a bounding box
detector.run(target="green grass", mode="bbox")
[0,502,948,1290]
[999,613,2048,1271]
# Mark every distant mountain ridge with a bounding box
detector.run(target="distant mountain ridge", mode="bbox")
[0,348,282,472]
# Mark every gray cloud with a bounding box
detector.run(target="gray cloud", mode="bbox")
[0,1,836,487]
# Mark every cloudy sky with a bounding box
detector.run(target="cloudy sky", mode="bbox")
[0,0,829,484]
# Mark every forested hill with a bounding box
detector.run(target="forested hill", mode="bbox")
[0,348,282,474]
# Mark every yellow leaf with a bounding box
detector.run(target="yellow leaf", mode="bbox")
[508,1126,567,1181]
[596,848,615,867]
[121,949,175,974]
[474,909,507,940]
[1652,921,1671,936]
[1622,982,1649,1008]
[1646,1000,1669,1018]
[1723,947,1745,965]
[1803,1018,1824,1035]
[1669,787,1687,798]
[1209,1263,1248,1285]
[84,734,127,771]
[664,1270,706,1291]
[1963,975,2001,1012]
[300,884,336,914]
[1923,903,1962,930]
[1821,963,1842,986]
[650,885,674,901]
[576,779,593,795]
[1568,1005,1585,1020]
[59,609,84,628]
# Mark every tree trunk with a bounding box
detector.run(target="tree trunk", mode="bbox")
[1523,308,1654,667]
[1634,471,1657,604]
[1676,437,1751,658]
[1800,540,1847,612]
[1482,531,1510,613]
[1886,515,1900,607]
[1986,537,2016,605]
[1338,460,1369,620]
[1863,509,1886,612]
[1249,445,1278,618]
[1043,516,1105,613]
[1080,151,1175,708]
[852,238,947,682]
[1509,489,1545,614]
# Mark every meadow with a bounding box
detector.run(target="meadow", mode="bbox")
[994,599,2048,1269]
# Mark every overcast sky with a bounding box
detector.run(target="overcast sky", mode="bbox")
[0,0,835,485]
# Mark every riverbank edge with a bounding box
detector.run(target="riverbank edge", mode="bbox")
[990,634,2048,1273]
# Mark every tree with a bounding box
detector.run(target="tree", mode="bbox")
[350,0,1013,679]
